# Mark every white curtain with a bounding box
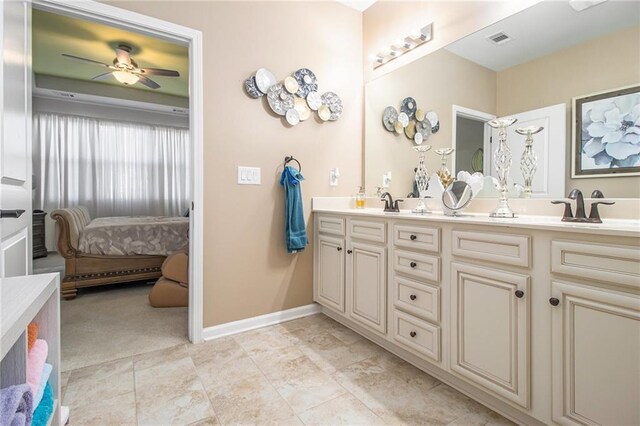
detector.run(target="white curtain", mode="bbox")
[33,113,190,218]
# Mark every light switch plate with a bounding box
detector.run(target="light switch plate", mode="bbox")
[238,166,261,185]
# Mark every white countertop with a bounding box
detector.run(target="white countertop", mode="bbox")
[312,206,640,238]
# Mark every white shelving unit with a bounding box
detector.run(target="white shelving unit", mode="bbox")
[1,273,61,426]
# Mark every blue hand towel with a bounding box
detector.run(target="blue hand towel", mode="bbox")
[0,384,32,426]
[32,363,52,412]
[280,166,308,253]
[32,382,53,426]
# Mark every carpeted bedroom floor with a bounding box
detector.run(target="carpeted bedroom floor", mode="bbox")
[61,281,188,372]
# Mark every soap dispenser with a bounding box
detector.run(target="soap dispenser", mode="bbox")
[355,186,366,209]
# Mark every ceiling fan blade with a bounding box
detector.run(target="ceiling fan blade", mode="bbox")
[136,68,180,77]
[137,75,161,89]
[115,47,131,65]
[91,72,113,81]
[62,53,111,68]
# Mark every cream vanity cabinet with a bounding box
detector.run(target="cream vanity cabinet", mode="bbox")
[449,230,532,408]
[549,240,640,426]
[314,215,387,335]
[313,210,640,425]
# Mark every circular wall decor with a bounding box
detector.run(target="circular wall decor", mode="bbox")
[255,68,277,94]
[293,68,318,98]
[267,84,294,116]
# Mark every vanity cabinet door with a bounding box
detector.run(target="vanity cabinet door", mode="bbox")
[315,235,345,312]
[450,263,530,408]
[551,281,640,426]
[347,241,386,334]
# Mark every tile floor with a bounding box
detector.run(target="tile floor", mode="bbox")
[61,314,513,425]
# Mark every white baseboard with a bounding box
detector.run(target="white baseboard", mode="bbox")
[201,303,321,341]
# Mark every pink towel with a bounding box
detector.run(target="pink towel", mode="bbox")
[26,340,48,397]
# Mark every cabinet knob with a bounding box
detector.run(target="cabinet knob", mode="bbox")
[347,249,353,254]
[515,290,524,298]
[549,297,560,306]
[409,331,417,338]
[410,262,417,268]
[410,294,417,301]
[410,234,417,241]
[337,247,342,251]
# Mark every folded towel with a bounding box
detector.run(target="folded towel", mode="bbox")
[31,383,53,426]
[280,166,308,253]
[27,340,48,397]
[32,363,52,412]
[0,384,33,426]
[27,323,39,352]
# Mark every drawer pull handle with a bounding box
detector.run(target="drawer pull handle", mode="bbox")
[409,331,417,338]
[410,234,417,241]
[337,247,342,251]
[410,262,417,268]
[515,290,524,298]
[549,297,560,306]
[347,250,353,254]
[409,294,417,301]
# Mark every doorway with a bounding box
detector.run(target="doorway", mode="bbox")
[451,105,495,176]
[29,0,204,350]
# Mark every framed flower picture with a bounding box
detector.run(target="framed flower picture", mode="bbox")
[572,85,640,178]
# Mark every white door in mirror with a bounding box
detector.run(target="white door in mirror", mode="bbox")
[489,103,565,198]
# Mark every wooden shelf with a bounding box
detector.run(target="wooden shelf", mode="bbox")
[1,273,61,426]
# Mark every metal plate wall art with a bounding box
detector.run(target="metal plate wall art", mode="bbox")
[382,96,439,145]
[244,76,263,98]
[267,84,294,116]
[245,67,342,126]
[293,68,318,98]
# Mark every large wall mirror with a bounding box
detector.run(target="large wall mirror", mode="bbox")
[365,1,640,199]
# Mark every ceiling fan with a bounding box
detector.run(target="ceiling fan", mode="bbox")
[61,44,180,89]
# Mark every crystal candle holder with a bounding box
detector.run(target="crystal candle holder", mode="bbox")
[413,145,432,214]
[487,117,518,218]
[434,148,455,188]
[515,125,544,198]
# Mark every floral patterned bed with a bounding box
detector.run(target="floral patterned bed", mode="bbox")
[78,216,189,256]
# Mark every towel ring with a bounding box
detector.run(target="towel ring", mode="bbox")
[284,156,301,172]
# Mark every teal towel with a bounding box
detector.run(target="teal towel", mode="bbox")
[32,363,52,412]
[31,383,53,426]
[280,166,308,253]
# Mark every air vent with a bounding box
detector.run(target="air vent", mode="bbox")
[487,31,512,45]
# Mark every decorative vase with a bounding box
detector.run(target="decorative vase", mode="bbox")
[487,117,518,218]
[413,145,432,214]
[515,125,544,198]
[435,148,455,188]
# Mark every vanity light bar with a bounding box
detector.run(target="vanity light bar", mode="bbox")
[371,23,433,69]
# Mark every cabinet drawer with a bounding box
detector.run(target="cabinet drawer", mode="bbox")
[392,309,440,362]
[393,223,440,252]
[349,219,386,243]
[552,240,640,289]
[393,275,439,323]
[317,215,345,236]
[393,249,440,282]
[452,230,531,268]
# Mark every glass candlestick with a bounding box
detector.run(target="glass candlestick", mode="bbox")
[515,125,544,198]
[413,145,432,214]
[435,148,455,188]
[487,117,518,218]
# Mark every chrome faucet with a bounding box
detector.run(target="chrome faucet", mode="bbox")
[551,189,615,223]
[381,192,403,213]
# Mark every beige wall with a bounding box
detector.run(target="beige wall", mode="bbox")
[497,25,640,198]
[365,49,496,195]
[107,1,363,327]
[363,0,538,82]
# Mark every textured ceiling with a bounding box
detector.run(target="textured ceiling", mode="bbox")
[32,9,189,98]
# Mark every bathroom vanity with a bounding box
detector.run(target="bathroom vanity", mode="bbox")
[312,199,640,425]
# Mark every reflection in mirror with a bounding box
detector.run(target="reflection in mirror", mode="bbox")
[364,0,640,198]
[442,181,473,216]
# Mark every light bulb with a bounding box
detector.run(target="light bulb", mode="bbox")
[113,71,139,85]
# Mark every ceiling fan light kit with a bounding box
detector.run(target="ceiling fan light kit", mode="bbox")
[61,43,180,89]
